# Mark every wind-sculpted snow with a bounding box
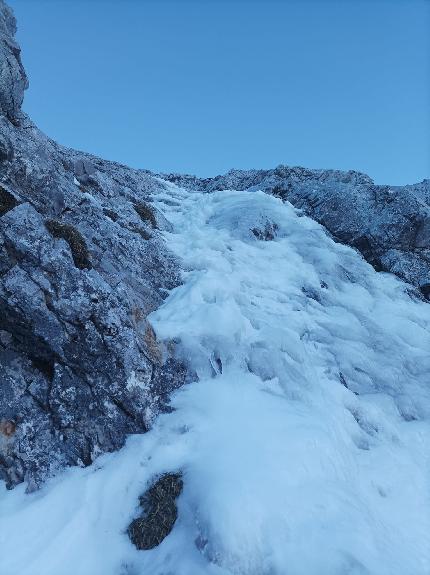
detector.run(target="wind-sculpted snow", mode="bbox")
[1,183,429,575]
[163,167,430,298]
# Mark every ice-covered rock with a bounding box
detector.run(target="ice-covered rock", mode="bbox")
[164,167,430,297]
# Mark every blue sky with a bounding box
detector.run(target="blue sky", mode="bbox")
[10,0,430,185]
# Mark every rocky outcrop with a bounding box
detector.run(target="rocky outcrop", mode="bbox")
[0,1,187,489]
[163,168,430,298]
[0,1,28,122]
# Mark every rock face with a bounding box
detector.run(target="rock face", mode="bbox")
[164,168,430,298]
[0,1,28,122]
[0,1,187,489]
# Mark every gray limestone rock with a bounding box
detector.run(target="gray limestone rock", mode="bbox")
[74,158,96,185]
[0,0,28,122]
[0,1,188,489]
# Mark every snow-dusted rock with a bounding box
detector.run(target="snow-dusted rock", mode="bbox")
[164,167,430,297]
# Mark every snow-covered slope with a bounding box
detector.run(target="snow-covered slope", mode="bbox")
[163,168,430,297]
[1,183,429,575]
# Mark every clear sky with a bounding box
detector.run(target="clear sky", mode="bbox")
[10,0,430,185]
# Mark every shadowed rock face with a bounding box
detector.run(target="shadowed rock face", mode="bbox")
[0,0,188,489]
[163,169,430,299]
[0,1,28,122]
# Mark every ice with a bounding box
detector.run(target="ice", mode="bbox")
[1,183,429,575]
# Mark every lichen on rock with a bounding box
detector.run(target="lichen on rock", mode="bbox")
[45,219,92,270]
[134,201,158,229]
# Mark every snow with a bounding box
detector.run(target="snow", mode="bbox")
[1,183,429,575]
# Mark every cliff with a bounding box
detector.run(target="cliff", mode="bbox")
[0,0,187,489]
